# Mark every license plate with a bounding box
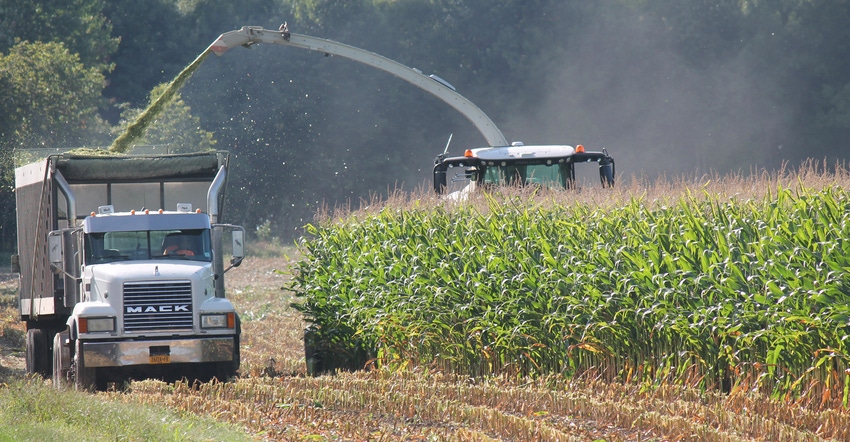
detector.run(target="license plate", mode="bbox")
[149,345,171,364]
[150,354,170,364]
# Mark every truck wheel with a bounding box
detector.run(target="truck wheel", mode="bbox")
[227,332,241,379]
[210,334,240,382]
[304,326,324,376]
[73,339,97,391]
[52,330,71,389]
[208,362,234,383]
[26,328,51,377]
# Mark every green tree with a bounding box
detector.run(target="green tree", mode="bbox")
[0,40,109,249]
[0,0,118,73]
[101,0,278,114]
[100,0,193,116]
[757,0,850,161]
[0,40,108,151]
[647,0,751,68]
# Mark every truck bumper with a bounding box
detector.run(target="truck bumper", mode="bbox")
[81,336,236,368]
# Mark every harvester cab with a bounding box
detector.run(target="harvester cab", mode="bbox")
[433,142,615,197]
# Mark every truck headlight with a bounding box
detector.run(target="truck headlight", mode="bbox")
[80,317,116,333]
[201,312,235,329]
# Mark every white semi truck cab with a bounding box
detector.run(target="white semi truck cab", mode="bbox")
[13,151,245,390]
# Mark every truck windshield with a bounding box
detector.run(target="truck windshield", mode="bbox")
[85,229,212,264]
[482,163,567,189]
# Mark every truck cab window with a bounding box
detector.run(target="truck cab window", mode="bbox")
[84,229,211,263]
[85,231,148,263]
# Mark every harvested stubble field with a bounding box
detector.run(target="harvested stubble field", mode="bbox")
[105,257,850,441]
[3,163,850,441]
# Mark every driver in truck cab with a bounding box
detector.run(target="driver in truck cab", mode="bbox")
[161,232,199,256]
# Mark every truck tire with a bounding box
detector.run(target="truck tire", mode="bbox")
[26,328,51,377]
[214,333,241,382]
[73,339,97,391]
[227,333,241,379]
[304,326,324,376]
[52,330,71,390]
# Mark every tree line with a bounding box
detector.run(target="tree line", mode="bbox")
[1,0,848,247]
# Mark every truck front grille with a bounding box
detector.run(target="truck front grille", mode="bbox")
[123,281,193,332]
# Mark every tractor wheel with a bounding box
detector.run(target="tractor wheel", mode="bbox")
[304,326,324,376]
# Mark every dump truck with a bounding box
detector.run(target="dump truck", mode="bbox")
[433,142,615,198]
[13,150,245,390]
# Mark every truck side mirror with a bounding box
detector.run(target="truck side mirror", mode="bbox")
[230,230,244,268]
[48,232,64,266]
[214,224,245,272]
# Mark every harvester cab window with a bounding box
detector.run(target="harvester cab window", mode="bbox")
[483,163,568,189]
[484,164,526,186]
[527,164,568,189]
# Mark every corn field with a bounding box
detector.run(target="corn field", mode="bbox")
[294,165,850,410]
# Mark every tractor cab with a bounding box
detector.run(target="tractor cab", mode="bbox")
[433,142,615,197]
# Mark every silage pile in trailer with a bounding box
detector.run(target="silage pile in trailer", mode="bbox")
[293,176,850,405]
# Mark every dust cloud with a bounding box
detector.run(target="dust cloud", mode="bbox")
[503,9,795,183]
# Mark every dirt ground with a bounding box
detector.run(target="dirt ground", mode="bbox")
[0,275,26,380]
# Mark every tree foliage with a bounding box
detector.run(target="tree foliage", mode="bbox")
[0,0,118,73]
[0,39,111,249]
[101,0,279,113]
[0,41,107,150]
